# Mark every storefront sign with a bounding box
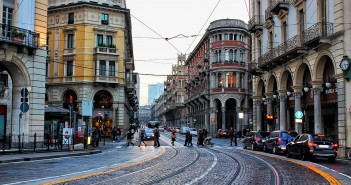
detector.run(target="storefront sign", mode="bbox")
[324,88,337,95]
[295,119,303,123]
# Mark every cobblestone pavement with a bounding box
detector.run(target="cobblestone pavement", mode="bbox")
[1,131,351,185]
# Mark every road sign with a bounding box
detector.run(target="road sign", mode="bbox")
[82,100,93,116]
[295,111,303,119]
[295,118,303,123]
[21,88,29,97]
[20,103,29,113]
[239,112,244,119]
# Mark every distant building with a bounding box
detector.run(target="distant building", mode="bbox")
[139,105,152,124]
[148,83,164,105]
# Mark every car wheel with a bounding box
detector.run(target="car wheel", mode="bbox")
[286,149,291,158]
[263,144,267,153]
[328,157,336,162]
[251,143,255,151]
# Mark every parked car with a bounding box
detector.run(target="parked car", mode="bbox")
[286,134,338,162]
[263,130,298,154]
[189,128,197,136]
[144,129,155,140]
[218,129,229,138]
[180,126,190,134]
[242,131,270,151]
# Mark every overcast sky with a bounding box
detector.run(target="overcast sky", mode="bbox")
[126,0,249,105]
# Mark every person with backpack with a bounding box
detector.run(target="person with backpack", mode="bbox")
[138,129,147,147]
[126,130,134,147]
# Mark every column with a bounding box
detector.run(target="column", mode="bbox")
[221,107,226,129]
[256,101,262,131]
[313,87,323,134]
[279,94,287,131]
[112,104,118,127]
[266,97,273,131]
[294,92,302,133]
[222,72,226,88]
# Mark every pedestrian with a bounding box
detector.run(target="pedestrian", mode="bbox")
[112,126,117,142]
[186,130,193,146]
[198,129,204,146]
[171,131,176,146]
[154,128,160,147]
[126,130,134,147]
[116,128,121,142]
[229,127,234,146]
[233,129,238,146]
[92,128,99,147]
[138,129,147,147]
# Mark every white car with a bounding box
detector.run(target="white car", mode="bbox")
[189,128,197,136]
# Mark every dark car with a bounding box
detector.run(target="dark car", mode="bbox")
[242,131,270,151]
[263,130,298,154]
[286,134,338,162]
[144,129,155,140]
[218,129,229,138]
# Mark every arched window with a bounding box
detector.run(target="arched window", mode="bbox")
[218,50,222,62]
[234,50,238,61]
[225,49,229,61]
[224,33,229,40]
[229,49,234,61]
[218,73,222,88]
[229,33,234,40]
[240,50,244,62]
[234,34,237,40]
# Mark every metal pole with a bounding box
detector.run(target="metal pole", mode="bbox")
[18,112,22,153]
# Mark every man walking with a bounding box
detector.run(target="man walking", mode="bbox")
[154,128,160,147]
[185,130,193,146]
[233,129,238,146]
[126,130,134,147]
[138,130,147,147]
[229,127,234,146]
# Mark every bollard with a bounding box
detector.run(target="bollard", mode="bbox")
[34,133,37,152]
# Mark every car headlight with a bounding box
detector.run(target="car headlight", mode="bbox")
[152,134,154,137]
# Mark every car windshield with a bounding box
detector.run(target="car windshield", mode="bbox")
[257,132,270,138]
[145,130,154,133]
[189,128,196,131]
[312,135,334,142]
[282,132,298,138]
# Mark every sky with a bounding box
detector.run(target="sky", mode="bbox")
[126,0,250,105]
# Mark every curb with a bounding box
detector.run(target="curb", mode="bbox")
[0,150,102,164]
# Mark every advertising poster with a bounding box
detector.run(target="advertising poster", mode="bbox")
[62,128,72,145]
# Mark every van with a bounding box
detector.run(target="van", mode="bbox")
[180,126,190,134]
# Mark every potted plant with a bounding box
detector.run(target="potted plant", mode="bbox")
[11,29,26,42]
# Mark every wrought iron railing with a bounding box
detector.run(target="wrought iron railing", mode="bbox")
[301,22,333,44]
[0,23,39,48]
[248,15,264,30]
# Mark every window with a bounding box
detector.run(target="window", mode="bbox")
[299,10,305,35]
[66,61,73,76]
[106,35,113,47]
[218,73,222,87]
[218,34,222,41]
[46,62,48,77]
[99,60,106,76]
[229,33,234,40]
[229,50,234,61]
[224,33,229,40]
[269,31,273,50]
[68,13,74,24]
[97,34,103,46]
[258,40,262,57]
[67,34,74,48]
[2,6,13,37]
[282,21,287,42]
[234,50,238,61]
[109,61,115,76]
[101,13,109,25]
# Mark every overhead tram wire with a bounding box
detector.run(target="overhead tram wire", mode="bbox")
[130,14,182,54]
[185,0,222,55]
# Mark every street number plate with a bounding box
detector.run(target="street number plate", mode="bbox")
[319,145,329,148]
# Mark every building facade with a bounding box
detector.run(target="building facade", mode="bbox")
[46,0,137,137]
[139,105,151,124]
[249,0,351,157]
[147,83,163,105]
[185,19,252,135]
[0,0,47,147]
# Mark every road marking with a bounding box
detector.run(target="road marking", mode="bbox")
[184,149,218,185]
[340,173,351,180]
[115,146,122,149]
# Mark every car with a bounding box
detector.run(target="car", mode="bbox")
[218,129,229,138]
[180,126,190,134]
[144,129,155,140]
[189,128,197,136]
[263,130,298,154]
[242,131,270,151]
[286,134,338,162]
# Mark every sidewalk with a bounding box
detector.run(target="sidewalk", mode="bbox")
[0,138,125,164]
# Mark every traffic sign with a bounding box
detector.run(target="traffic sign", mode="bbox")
[295,111,303,119]
[21,88,29,97]
[20,103,29,113]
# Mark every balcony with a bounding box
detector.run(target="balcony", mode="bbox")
[212,87,246,94]
[126,81,135,92]
[64,48,75,55]
[248,15,264,33]
[301,22,333,49]
[125,59,134,70]
[270,0,290,15]
[94,75,118,83]
[248,61,263,76]
[265,8,273,21]
[0,23,39,53]
[258,35,306,70]
[95,47,118,55]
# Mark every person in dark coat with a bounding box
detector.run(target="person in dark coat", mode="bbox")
[138,130,147,147]
[233,129,238,146]
[126,130,134,147]
[229,127,234,146]
[112,126,117,141]
[198,129,204,146]
[185,130,193,146]
[154,128,160,147]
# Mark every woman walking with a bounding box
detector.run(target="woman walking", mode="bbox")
[171,131,176,146]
